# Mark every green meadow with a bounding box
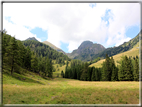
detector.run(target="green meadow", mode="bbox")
[3,70,139,104]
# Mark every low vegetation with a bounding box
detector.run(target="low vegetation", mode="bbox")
[3,71,139,104]
[2,31,140,104]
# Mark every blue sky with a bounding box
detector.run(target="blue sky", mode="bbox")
[3,3,140,53]
[30,27,47,42]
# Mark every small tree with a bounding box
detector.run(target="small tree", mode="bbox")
[61,70,64,78]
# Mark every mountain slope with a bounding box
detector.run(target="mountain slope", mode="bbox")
[42,41,66,54]
[90,41,139,68]
[22,40,70,63]
[91,31,140,60]
[68,41,105,61]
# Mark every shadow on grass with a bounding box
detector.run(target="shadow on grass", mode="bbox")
[3,72,45,85]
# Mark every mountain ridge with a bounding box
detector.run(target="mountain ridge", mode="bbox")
[42,41,66,54]
[67,41,106,61]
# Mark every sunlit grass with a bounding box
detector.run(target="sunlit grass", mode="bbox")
[90,44,139,68]
[3,72,139,104]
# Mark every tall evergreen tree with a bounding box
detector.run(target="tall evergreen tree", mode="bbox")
[8,36,18,75]
[133,57,139,81]
[31,52,38,73]
[101,54,111,81]
[91,67,96,81]
[80,62,88,81]
[118,56,133,81]
[25,46,32,70]
[110,56,118,81]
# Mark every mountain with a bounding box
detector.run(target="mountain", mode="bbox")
[25,37,38,41]
[42,41,66,54]
[22,40,70,64]
[67,30,141,62]
[91,30,140,60]
[90,40,140,68]
[67,41,106,61]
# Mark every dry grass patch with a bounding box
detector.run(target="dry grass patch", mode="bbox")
[90,46,139,68]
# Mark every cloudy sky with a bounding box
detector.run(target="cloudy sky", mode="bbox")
[3,3,140,53]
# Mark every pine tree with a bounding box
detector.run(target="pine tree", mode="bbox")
[118,56,133,81]
[8,36,18,75]
[95,68,100,81]
[133,58,139,81]
[25,46,32,70]
[124,56,133,81]
[118,59,125,81]
[61,70,64,78]
[111,66,118,81]
[110,56,118,81]
[101,54,111,81]
[87,67,92,81]
[31,52,38,73]
[46,57,53,78]
[80,62,88,81]
[101,62,107,81]
[91,67,96,81]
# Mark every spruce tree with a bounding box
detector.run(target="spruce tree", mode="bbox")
[8,36,18,75]
[118,56,133,81]
[31,52,38,73]
[101,62,107,81]
[110,56,118,81]
[101,54,111,81]
[91,67,96,81]
[124,56,133,81]
[61,70,64,78]
[25,46,32,70]
[133,58,139,81]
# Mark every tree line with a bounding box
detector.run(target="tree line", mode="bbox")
[2,32,65,78]
[62,54,139,81]
[23,40,70,65]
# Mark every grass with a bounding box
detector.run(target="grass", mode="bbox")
[90,42,139,68]
[3,70,139,104]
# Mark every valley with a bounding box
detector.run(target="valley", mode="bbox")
[2,30,141,105]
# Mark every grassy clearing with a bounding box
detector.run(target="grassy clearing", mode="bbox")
[3,71,139,104]
[90,43,139,68]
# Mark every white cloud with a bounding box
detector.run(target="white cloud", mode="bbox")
[3,3,140,52]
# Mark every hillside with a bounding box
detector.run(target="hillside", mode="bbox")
[22,40,70,63]
[42,41,66,54]
[68,41,105,61]
[91,30,140,60]
[89,41,139,68]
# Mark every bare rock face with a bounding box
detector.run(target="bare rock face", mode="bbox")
[68,40,105,61]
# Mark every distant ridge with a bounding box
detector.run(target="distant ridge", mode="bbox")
[25,37,38,41]
[42,41,66,54]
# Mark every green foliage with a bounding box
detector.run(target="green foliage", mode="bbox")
[118,56,133,81]
[133,57,139,81]
[23,40,70,65]
[61,70,64,78]
[2,33,54,78]
[101,54,112,81]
